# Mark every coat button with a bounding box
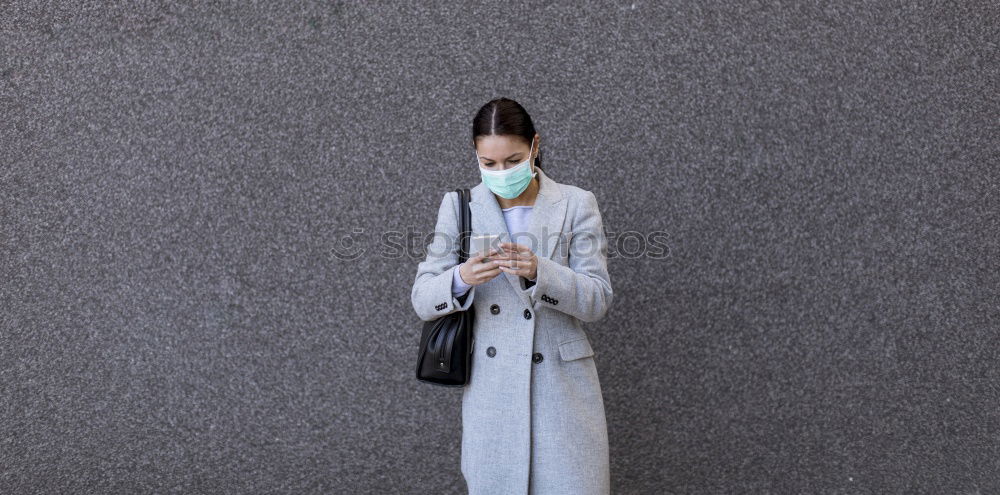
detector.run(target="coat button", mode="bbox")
[490,304,500,315]
[486,346,496,357]
[532,352,543,364]
[523,309,532,320]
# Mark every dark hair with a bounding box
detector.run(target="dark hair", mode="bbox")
[471,97,543,171]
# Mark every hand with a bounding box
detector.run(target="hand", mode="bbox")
[458,249,505,286]
[493,242,538,281]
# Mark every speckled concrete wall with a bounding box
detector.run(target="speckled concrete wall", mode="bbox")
[2,1,997,493]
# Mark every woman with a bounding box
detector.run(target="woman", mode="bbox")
[411,98,613,495]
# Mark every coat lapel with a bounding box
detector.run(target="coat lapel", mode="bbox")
[469,167,568,307]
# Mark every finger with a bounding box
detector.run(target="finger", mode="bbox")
[497,258,529,270]
[494,256,531,267]
[507,251,529,261]
[474,259,502,272]
[477,266,503,280]
[492,258,510,267]
[483,265,503,276]
[472,258,504,273]
[484,248,502,258]
[499,265,528,276]
[499,242,526,253]
[488,252,512,262]
[473,249,498,262]
[502,242,534,257]
[496,251,528,262]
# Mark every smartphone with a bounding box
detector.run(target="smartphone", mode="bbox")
[471,234,502,261]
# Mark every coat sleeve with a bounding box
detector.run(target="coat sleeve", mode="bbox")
[529,190,613,323]
[411,191,476,322]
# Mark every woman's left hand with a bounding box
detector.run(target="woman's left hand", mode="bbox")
[495,242,538,281]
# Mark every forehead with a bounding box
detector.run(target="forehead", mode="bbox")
[474,135,531,158]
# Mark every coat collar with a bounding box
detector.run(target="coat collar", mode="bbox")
[469,167,568,304]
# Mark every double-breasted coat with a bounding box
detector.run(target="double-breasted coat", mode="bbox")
[411,167,613,494]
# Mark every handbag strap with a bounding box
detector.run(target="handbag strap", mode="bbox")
[454,188,471,264]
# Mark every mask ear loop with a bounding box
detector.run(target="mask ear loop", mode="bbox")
[528,137,538,178]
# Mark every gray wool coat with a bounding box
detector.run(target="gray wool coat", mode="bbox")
[411,167,613,494]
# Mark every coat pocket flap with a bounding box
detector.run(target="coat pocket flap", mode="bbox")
[558,337,594,361]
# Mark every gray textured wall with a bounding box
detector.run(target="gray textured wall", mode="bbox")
[2,1,997,493]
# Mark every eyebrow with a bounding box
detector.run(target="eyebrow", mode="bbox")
[481,152,523,162]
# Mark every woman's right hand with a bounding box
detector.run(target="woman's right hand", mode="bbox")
[459,249,504,286]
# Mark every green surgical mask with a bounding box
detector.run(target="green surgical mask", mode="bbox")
[476,139,538,199]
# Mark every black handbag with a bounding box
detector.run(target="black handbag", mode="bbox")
[415,188,475,387]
